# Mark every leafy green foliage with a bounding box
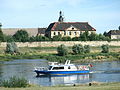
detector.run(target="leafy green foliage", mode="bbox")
[0,25,5,42]
[0,76,28,88]
[101,44,109,53]
[57,44,69,56]
[5,42,19,54]
[13,30,29,42]
[72,44,84,54]
[62,36,71,41]
[52,35,62,41]
[84,45,90,53]
[79,31,89,41]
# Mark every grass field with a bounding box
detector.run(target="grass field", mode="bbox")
[0,82,120,90]
[0,46,120,54]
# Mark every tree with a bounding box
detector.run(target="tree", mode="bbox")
[4,35,14,42]
[101,44,109,53]
[103,31,108,37]
[62,36,71,41]
[57,44,68,56]
[72,44,84,54]
[89,32,97,41]
[52,35,62,41]
[119,26,120,30]
[0,23,5,42]
[84,45,90,53]
[79,31,89,41]
[13,30,29,42]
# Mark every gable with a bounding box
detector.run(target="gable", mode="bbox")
[66,25,78,31]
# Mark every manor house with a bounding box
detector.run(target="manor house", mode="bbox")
[2,11,96,38]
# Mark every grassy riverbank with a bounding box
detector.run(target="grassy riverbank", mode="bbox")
[0,82,120,90]
[0,46,120,62]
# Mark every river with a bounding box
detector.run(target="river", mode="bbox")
[0,59,120,86]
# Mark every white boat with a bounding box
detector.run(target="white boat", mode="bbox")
[34,60,92,76]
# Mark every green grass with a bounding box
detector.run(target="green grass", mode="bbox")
[0,46,120,62]
[0,82,120,90]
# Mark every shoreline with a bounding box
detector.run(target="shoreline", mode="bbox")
[0,52,119,63]
[0,82,120,90]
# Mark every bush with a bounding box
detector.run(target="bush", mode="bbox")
[0,76,28,88]
[13,30,29,42]
[101,44,109,53]
[84,45,90,53]
[5,42,19,54]
[57,44,69,56]
[72,44,84,54]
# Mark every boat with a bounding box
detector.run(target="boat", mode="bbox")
[34,60,93,76]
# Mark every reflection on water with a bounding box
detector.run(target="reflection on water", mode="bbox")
[0,59,120,86]
[36,74,89,86]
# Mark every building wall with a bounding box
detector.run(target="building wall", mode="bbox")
[51,31,96,38]
[111,35,120,39]
[0,41,120,47]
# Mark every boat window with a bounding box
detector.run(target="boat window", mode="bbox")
[68,66,71,69]
[49,66,53,70]
[53,67,64,70]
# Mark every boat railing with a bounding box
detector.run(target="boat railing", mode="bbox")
[35,67,48,71]
[76,65,89,70]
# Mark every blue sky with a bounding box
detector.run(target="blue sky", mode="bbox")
[1,0,120,33]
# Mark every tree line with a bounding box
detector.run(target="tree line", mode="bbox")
[0,29,111,42]
[57,44,109,56]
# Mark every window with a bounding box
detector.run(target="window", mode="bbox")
[53,67,64,70]
[54,32,56,35]
[58,32,60,35]
[69,32,71,35]
[72,28,74,30]
[49,66,53,70]
[74,32,77,35]
[68,66,71,69]
[64,31,66,35]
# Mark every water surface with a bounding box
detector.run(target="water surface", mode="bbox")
[0,59,120,86]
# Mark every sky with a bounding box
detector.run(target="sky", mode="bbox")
[0,0,120,33]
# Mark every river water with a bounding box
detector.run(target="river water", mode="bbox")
[0,59,120,86]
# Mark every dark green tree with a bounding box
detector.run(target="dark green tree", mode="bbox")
[72,44,84,54]
[84,45,90,53]
[4,35,14,42]
[0,23,5,42]
[13,30,29,42]
[57,44,68,56]
[62,36,71,41]
[52,35,62,41]
[72,37,80,41]
[79,31,89,41]
[101,44,109,53]
[89,32,97,41]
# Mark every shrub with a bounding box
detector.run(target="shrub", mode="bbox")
[84,45,90,53]
[0,76,28,88]
[101,44,109,53]
[72,44,84,54]
[5,42,19,54]
[57,44,69,56]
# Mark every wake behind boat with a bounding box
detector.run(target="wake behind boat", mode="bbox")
[34,60,93,76]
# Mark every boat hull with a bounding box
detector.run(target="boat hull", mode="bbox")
[34,70,90,75]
